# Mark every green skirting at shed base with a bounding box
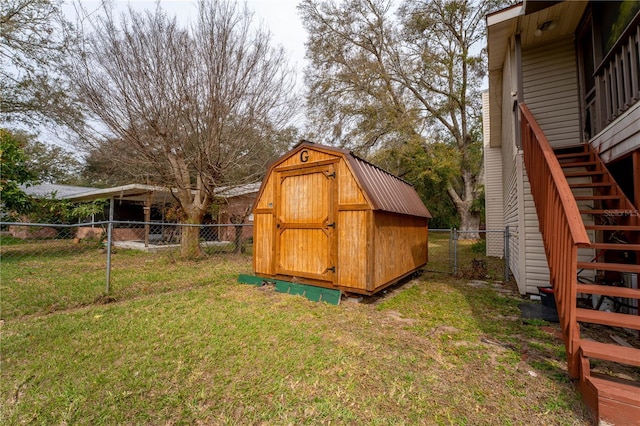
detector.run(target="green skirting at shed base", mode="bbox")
[237,274,341,305]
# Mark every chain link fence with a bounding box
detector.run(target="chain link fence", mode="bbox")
[1,221,512,318]
[1,221,254,318]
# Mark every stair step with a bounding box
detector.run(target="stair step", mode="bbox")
[587,243,640,251]
[556,152,590,160]
[586,374,640,408]
[576,307,640,330]
[560,161,598,168]
[575,195,624,200]
[584,225,640,231]
[576,283,640,299]
[569,182,616,188]
[578,339,640,367]
[577,262,640,273]
[565,170,608,177]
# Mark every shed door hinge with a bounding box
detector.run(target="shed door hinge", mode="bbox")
[326,266,336,273]
[326,171,336,178]
[327,222,336,228]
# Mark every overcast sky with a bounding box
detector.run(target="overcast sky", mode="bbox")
[66,0,308,84]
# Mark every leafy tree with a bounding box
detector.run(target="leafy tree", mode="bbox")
[0,0,80,127]
[371,139,460,228]
[20,134,82,184]
[0,128,36,216]
[26,195,107,225]
[70,1,298,257]
[299,0,503,237]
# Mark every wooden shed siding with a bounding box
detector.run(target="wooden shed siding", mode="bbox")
[255,174,275,210]
[337,160,367,205]
[372,212,428,289]
[277,149,339,169]
[253,142,429,295]
[254,213,274,275]
[522,38,581,148]
[337,210,368,290]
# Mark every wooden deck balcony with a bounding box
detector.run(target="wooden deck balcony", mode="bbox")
[519,103,640,425]
[589,16,640,136]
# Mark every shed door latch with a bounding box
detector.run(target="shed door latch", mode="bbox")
[326,266,336,273]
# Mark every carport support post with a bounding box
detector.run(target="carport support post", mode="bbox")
[105,197,114,294]
[144,192,151,247]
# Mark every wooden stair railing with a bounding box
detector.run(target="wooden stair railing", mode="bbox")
[519,104,640,425]
[519,103,590,376]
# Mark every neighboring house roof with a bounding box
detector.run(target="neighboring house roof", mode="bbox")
[61,184,174,204]
[21,183,97,199]
[27,182,261,204]
[215,182,262,199]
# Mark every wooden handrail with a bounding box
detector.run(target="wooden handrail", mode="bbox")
[519,103,591,378]
[519,104,591,246]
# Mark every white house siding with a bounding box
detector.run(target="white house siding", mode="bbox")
[498,44,526,293]
[522,168,551,294]
[522,37,582,149]
[504,162,521,287]
[506,36,588,294]
[591,102,640,163]
[482,91,505,257]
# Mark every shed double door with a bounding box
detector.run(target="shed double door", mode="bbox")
[275,163,336,283]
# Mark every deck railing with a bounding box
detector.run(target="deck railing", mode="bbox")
[519,103,591,377]
[594,16,640,133]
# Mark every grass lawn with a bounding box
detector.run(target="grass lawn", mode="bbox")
[1,235,592,425]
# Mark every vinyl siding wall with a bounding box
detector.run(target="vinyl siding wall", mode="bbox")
[499,45,525,291]
[482,91,505,257]
[522,37,582,149]
[518,37,593,293]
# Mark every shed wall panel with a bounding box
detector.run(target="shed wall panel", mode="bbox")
[372,212,427,290]
[255,175,275,209]
[254,213,274,275]
[337,161,367,205]
[337,210,368,290]
[277,149,339,169]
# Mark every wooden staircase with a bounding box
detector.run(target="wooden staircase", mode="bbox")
[519,104,640,425]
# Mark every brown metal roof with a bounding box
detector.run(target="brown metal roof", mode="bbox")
[295,141,432,218]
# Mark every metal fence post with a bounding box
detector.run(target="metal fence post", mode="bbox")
[452,228,458,275]
[105,198,114,294]
[503,226,510,282]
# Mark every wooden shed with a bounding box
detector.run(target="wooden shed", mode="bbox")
[252,141,431,296]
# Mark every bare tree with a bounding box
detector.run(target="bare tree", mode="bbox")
[71,1,298,257]
[1,0,81,127]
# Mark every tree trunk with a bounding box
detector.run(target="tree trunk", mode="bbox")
[180,223,203,258]
[234,225,243,254]
[447,170,481,240]
[180,209,206,258]
[458,205,480,240]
